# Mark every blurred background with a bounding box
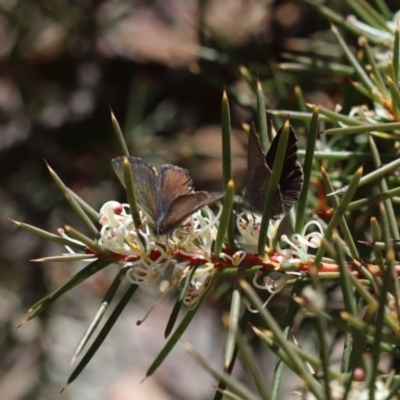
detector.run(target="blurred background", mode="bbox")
[1,1,398,399]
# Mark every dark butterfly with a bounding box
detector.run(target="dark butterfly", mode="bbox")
[112,157,224,235]
[243,124,303,219]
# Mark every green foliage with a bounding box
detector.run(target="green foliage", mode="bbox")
[16,1,400,399]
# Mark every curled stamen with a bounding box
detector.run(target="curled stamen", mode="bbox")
[236,212,261,245]
[267,217,283,250]
[220,250,247,267]
[126,262,160,285]
[236,212,283,253]
[247,273,289,313]
[280,220,324,262]
[176,205,222,257]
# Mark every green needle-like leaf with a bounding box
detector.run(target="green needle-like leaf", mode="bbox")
[325,122,400,136]
[46,162,100,238]
[257,79,269,150]
[220,90,235,250]
[333,235,354,375]
[64,283,138,389]
[64,225,107,256]
[302,0,389,45]
[110,108,130,157]
[270,278,304,400]
[32,254,95,262]
[320,167,360,260]
[315,166,363,265]
[344,0,392,33]
[214,179,234,257]
[369,136,400,245]
[372,0,392,19]
[182,339,259,400]
[221,89,232,188]
[258,120,290,257]
[146,269,223,378]
[214,308,251,400]
[24,259,111,323]
[330,156,400,195]
[121,157,142,232]
[70,191,100,223]
[387,75,400,120]
[224,267,244,370]
[360,36,387,95]
[295,106,318,233]
[370,216,384,270]
[235,329,270,400]
[164,264,199,338]
[239,65,256,92]
[71,267,130,364]
[11,220,85,251]
[394,27,400,82]
[368,249,393,396]
[309,104,366,127]
[345,186,400,212]
[240,279,324,399]
[269,110,330,123]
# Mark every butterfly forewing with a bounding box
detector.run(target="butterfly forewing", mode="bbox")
[157,191,223,234]
[111,156,158,221]
[243,123,303,219]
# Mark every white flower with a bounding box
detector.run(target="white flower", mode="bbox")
[97,201,223,291]
[177,204,223,261]
[236,211,283,250]
[280,220,324,263]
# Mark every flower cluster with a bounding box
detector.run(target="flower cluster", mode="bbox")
[93,201,326,311]
[96,200,224,308]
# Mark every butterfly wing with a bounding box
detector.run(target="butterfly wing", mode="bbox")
[154,164,193,233]
[157,192,223,234]
[111,156,158,221]
[157,164,193,209]
[156,164,224,234]
[243,125,271,215]
[266,126,303,214]
[243,124,303,219]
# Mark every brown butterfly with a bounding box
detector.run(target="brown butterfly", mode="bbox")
[243,124,303,219]
[112,157,223,235]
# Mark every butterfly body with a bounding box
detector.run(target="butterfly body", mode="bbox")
[243,124,303,219]
[112,157,223,235]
